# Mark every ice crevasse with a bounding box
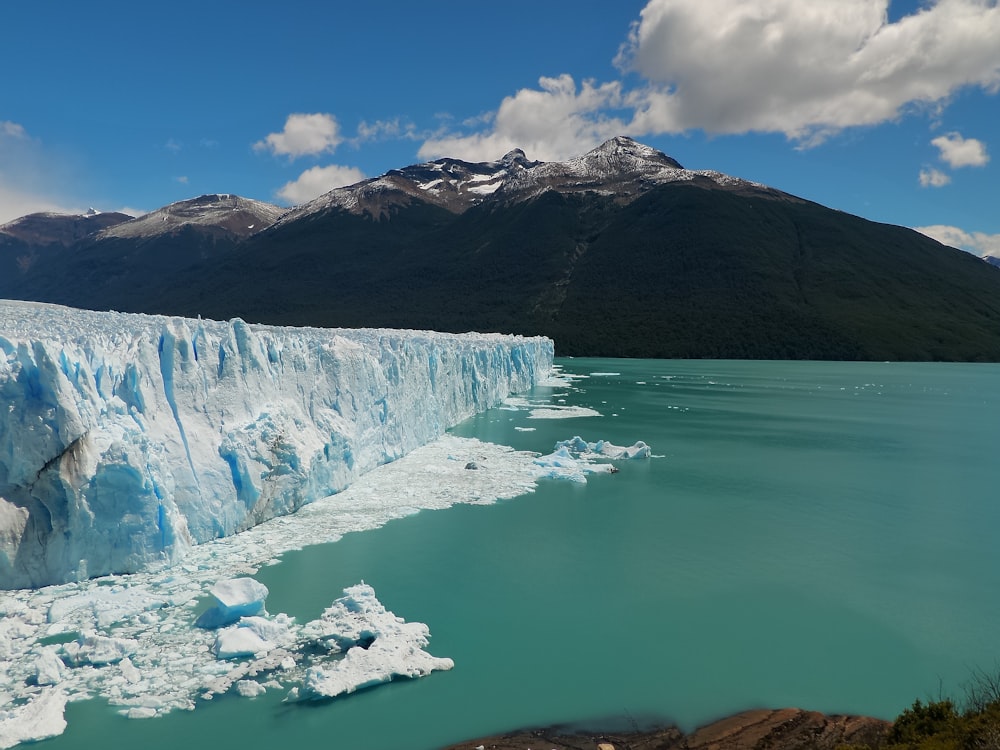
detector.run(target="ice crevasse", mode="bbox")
[0,300,553,589]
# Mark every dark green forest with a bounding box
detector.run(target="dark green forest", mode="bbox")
[5,182,1000,361]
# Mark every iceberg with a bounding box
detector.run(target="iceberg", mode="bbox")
[0,300,552,588]
[293,583,454,700]
[533,436,652,482]
[195,578,269,629]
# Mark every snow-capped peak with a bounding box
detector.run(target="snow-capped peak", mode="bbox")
[280,137,776,222]
[499,148,531,168]
[582,135,683,169]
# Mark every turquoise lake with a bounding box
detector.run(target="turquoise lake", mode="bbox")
[43,358,1000,749]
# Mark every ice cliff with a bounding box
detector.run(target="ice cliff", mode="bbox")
[0,300,552,589]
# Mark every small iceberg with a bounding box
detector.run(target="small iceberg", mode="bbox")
[195,578,269,629]
[291,583,454,700]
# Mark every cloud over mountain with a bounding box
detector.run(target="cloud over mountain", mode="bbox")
[417,0,1000,161]
[276,164,366,204]
[254,113,344,159]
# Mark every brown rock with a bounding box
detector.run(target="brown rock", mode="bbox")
[439,708,889,750]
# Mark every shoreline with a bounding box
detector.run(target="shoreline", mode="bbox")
[439,707,891,750]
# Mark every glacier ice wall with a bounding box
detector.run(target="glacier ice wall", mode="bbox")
[0,300,552,589]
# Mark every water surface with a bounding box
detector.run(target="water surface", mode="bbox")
[44,359,1000,749]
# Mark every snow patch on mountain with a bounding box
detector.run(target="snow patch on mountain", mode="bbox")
[282,136,779,221]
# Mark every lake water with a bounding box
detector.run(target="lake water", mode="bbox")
[40,358,1000,750]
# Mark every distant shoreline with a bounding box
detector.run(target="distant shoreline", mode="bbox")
[438,707,890,750]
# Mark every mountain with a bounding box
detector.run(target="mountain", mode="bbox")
[0,208,133,280]
[3,194,284,311]
[3,138,1000,361]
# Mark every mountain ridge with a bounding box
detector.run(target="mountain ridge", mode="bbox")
[2,137,999,361]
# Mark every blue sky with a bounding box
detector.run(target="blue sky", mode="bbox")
[2,0,998,257]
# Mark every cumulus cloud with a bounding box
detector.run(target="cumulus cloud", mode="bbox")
[617,0,1000,142]
[419,74,630,162]
[416,1,1000,160]
[914,224,1000,257]
[931,132,990,168]
[276,164,366,204]
[919,168,952,187]
[254,113,343,159]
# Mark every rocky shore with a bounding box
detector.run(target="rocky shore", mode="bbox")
[440,708,890,750]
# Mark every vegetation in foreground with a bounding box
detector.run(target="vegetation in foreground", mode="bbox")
[852,671,1000,750]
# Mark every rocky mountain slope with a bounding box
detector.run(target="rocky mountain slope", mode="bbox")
[3,138,999,361]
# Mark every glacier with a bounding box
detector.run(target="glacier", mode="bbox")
[0,300,552,589]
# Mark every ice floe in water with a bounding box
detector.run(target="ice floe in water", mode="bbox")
[0,433,651,745]
[503,395,602,420]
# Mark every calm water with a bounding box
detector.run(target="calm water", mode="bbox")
[45,359,1000,749]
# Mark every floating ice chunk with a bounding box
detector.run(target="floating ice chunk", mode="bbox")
[235,680,266,698]
[195,578,269,629]
[33,648,65,686]
[295,583,453,700]
[61,633,137,666]
[213,626,272,660]
[124,707,158,719]
[555,436,651,460]
[0,689,67,748]
[533,446,614,483]
[533,436,652,482]
[301,635,454,700]
[119,657,142,683]
[527,405,601,419]
[212,614,294,659]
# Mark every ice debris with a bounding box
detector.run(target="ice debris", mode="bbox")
[0,689,67,749]
[533,436,651,482]
[0,430,653,745]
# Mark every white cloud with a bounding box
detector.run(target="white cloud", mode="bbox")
[914,224,1000,257]
[931,132,990,168]
[276,164,366,204]
[919,168,952,187]
[419,74,629,162]
[416,1,1000,159]
[254,113,343,159]
[175,176,189,185]
[617,0,1000,141]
